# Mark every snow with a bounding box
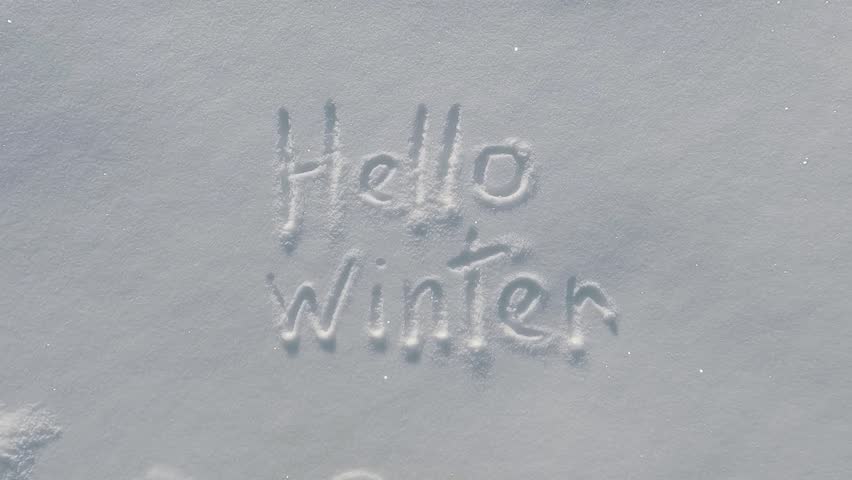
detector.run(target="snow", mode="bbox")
[2,1,850,479]
[135,465,194,480]
[0,405,60,480]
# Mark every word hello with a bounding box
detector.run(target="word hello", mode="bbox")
[266,226,617,359]
[275,101,536,252]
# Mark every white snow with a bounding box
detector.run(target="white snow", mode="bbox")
[2,1,849,479]
[0,406,60,480]
[136,465,194,480]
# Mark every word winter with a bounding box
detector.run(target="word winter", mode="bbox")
[275,101,536,252]
[267,226,618,359]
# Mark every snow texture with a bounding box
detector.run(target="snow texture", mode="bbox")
[135,465,194,480]
[0,406,60,480]
[2,1,851,479]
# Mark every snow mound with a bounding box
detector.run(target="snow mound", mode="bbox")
[137,465,194,480]
[0,404,61,480]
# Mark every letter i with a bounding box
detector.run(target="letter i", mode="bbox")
[367,283,386,345]
[367,257,388,348]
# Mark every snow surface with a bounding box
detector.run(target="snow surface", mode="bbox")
[0,405,60,480]
[2,1,851,479]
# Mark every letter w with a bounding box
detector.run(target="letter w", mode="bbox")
[267,251,360,350]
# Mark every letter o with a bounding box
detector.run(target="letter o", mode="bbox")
[472,139,535,209]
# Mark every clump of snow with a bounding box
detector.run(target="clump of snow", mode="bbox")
[137,465,195,480]
[0,404,61,480]
[331,470,384,480]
